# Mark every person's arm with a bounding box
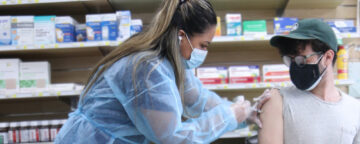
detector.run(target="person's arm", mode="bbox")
[105,61,239,144]
[182,69,227,118]
[258,89,283,144]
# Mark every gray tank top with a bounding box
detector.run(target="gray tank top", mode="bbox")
[280,86,360,144]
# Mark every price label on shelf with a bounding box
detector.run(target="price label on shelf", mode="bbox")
[79,43,85,47]
[11,94,17,98]
[2,1,6,5]
[38,92,43,96]
[56,91,61,96]
[240,36,245,41]
[335,80,340,85]
[55,44,59,48]
[251,84,257,88]
[266,83,271,87]
[260,36,265,40]
[35,0,39,2]
[40,44,45,49]
[280,82,285,87]
[17,0,22,4]
[105,41,110,46]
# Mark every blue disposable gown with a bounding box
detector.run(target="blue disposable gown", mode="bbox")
[55,53,240,144]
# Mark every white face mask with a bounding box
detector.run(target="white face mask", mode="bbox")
[182,34,208,69]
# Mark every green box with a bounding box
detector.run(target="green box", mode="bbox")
[243,20,267,36]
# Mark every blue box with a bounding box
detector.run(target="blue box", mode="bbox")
[0,16,11,45]
[131,19,143,36]
[55,16,76,43]
[274,17,298,35]
[76,24,87,42]
[326,20,356,34]
[101,14,118,41]
[86,14,102,41]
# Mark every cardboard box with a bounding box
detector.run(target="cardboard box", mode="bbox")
[55,16,76,43]
[86,14,102,41]
[197,67,228,84]
[0,16,12,46]
[34,16,56,45]
[117,10,132,41]
[20,62,51,92]
[274,17,298,35]
[326,19,357,34]
[131,19,143,36]
[229,66,260,84]
[11,16,35,46]
[263,64,290,82]
[75,24,86,42]
[226,14,242,36]
[101,13,118,41]
[243,20,267,36]
[0,59,20,91]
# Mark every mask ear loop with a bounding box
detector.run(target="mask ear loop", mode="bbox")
[185,33,194,50]
[316,54,328,76]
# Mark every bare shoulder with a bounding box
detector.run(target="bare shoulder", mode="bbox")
[261,88,283,114]
[258,88,284,144]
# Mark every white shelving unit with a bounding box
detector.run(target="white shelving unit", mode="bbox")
[221,130,258,139]
[205,79,355,91]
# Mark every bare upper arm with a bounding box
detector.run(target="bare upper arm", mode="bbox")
[258,88,284,144]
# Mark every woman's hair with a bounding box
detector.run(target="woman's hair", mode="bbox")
[81,0,217,115]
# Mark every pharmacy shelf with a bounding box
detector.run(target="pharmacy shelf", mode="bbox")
[220,130,257,139]
[211,35,273,50]
[0,33,356,57]
[0,36,274,57]
[341,33,360,44]
[0,90,81,100]
[204,79,355,91]
[0,0,113,15]
[0,41,120,57]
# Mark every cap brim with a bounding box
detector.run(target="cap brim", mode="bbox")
[270,33,316,49]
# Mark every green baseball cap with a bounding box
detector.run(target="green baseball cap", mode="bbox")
[270,18,338,52]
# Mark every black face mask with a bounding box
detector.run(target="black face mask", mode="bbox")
[290,61,327,91]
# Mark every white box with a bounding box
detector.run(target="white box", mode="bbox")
[116,10,131,41]
[75,24,87,42]
[11,16,35,46]
[20,62,51,92]
[226,14,242,36]
[263,64,290,82]
[55,16,77,43]
[101,13,118,41]
[0,59,20,91]
[34,16,56,45]
[229,66,260,84]
[197,67,228,84]
[0,16,12,46]
[86,14,102,41]
[131,19,143,36]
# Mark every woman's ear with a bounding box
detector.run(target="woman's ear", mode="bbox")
[178,30,186,41]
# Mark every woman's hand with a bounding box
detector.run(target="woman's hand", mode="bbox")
[230,96,252,123]
[247,89,272,128]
